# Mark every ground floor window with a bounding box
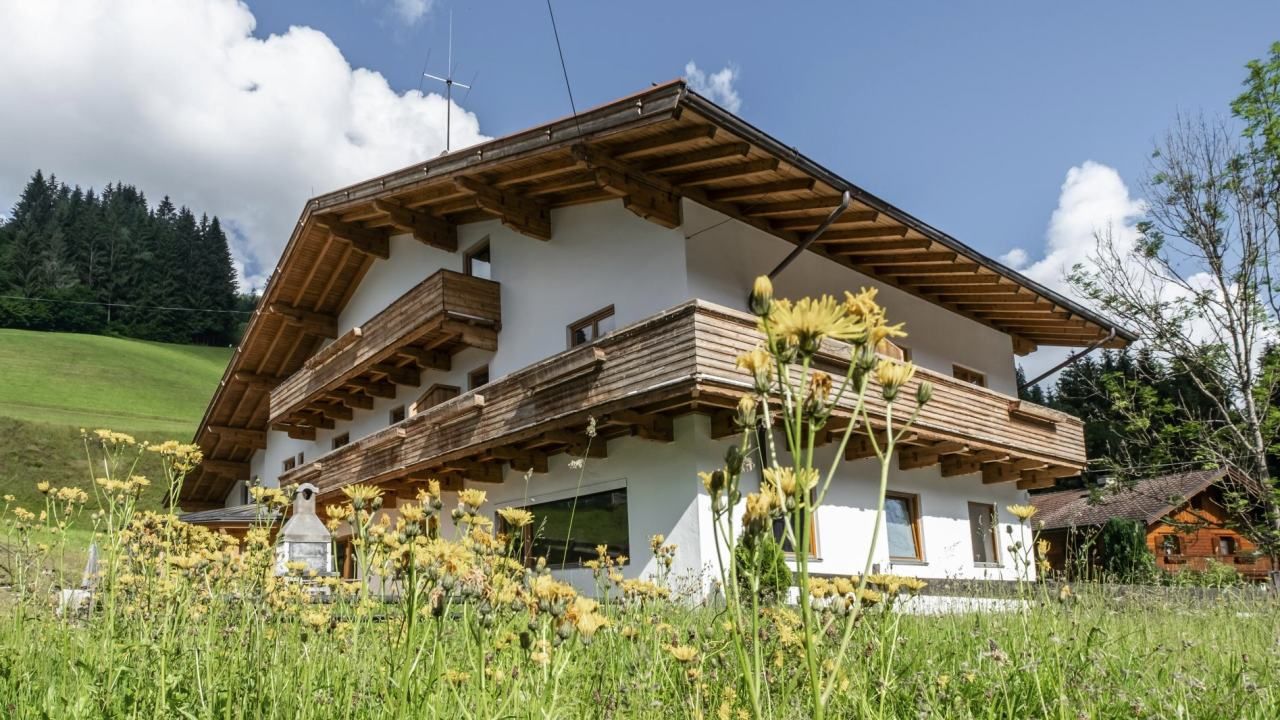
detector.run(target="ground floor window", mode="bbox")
[1160,534,1182,557]
[886,492,923,561]
[967,502,999,565]
[1217,536,1237,556]
[498,486,629,569]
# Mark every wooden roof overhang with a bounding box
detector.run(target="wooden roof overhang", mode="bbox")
[183,80,1132,507]
[262,301,1086,508]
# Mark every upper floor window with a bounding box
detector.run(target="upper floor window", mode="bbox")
[389,405,406,424]
[967,502,999,565]
[464,239,491,280]
[332,432,350,450]
[469,366,490,390]
[568,305,616,348]
[282,452,303,473]
[953,364,987,388]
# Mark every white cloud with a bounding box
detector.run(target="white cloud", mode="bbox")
[0,0,486,292]
[998,247,1029,269]
[684,61,742,114]
[391,0,431,24]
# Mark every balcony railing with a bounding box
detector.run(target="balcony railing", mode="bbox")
[278,299,1084,496]
[269,269,500,432]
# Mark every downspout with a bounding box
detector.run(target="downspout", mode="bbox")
[1018,327,1118,393]
[765,190,852,282]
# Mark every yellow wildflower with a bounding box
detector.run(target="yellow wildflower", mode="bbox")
[735,347,773,392]
[36,481,51,495]
[457,488,487,510]
[342,483,383,509]
[668,645,699,663]
[875,359,917,400]
[749,275,773,316]
[498,506,534,528]
[1007,504,1038,522]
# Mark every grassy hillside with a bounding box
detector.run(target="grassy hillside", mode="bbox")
[0,328,230,435]
[0,329,231,516]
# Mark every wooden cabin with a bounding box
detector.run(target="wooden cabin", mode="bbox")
[178,81,1136,588]
[1035,469,1274,581]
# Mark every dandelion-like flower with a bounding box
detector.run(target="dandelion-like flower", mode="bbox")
[457,488,487,510]
[768,294,863,357]
[1006,504,1038,522]
[498,506,534,528]
[875,359,917,401]
[736,347,773,393]
[668,645,699,663]
[749,275,774,317]
[342,483,383,509]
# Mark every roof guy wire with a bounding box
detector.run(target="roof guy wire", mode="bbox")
[544,0,582,139]
[0,295,254,315]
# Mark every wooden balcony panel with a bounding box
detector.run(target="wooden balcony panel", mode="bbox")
[269,270,500,426]
[281,303,703,494]
[689,304,1085,468]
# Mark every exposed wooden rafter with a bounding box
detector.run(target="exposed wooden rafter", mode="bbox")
[313,215,391,259]
[452,176,552,241]
[371,199,457,251]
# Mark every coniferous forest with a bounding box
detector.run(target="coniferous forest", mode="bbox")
[0,170,254,346]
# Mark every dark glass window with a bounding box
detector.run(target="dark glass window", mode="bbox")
[886,492,923,560]
[468,366,489,390]
[968,502,999,564]
[389,405,406,424]
[568,306,616,348]
[498,488,629,568]
[332,433,349,450]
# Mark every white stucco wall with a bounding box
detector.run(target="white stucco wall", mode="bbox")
[682,201,1019,395]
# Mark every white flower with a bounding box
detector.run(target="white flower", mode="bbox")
[568,458,586,470]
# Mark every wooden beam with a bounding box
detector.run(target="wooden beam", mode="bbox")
[770,210,880,231]
[940,454,982,478]
[442,320,499,351]
[572,146,682,229]
[608,125,717,159]
[232,371,281,390]
[841,251,958,265]
[266,302,338,338]
[285,425,317,441]
[1012,335,1039,356]
[708,410,738,439]
[982,459,1047,484]
[1019,465,1078,485]
[868,262,981,275]
[602,409,674,443]
[817,238,933,254]
[349,377,397,398]
[331,390,374,410]
[316,403,353,422]
[396,347,452,371]
[203,459,249,478]
[668,159,779,187]
[535,429,608,459]
[207,426,266,450]
[817,225,911,243]
[922,284,1022,295]
[705,178,815,201]
[844,432,887,461]
[638,142,751,172]
[489,447,550,474]
[314,216,391,259]
[739,196,859,217]
[453,176,552,241]
[895,273,1002,286]
[898,446,942,471]
[371,199,457,251]
[296,413,336,430]
[371,363,421,387]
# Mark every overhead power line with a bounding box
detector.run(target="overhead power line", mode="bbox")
[0,294,254,315]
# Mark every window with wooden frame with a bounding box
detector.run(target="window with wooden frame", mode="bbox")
[1217,536,1237,556]
[282,456,297,473]
[464,239,491,280]
[1160,534,1182,557]
[468,366,489,390]
[568,305,616,348]
[496,487,630,569]
[389,405,406,424]
[953,364,987,387]
[967,502,1000,565]
[885,492,924,561]
[332,432,350,450]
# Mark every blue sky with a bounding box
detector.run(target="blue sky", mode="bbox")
[245,0,1280,265]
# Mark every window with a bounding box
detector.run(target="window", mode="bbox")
[1217,536,1237,556]
[967,502,999,565]
[568,305,616,348]
[885,492,923,561]
[464,239,491,280]
[389,405,406,424]
[1160,534,1182,557]
[282,456,297,473]
[332,432,350,450]
[953,365,987,387]
[497,487,629,569]
[468,366,489,390]
[897,345,913,362]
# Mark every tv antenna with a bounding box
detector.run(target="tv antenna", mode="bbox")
[423,12,476,153]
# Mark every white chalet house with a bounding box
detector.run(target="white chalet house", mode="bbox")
[180,82,1134,587]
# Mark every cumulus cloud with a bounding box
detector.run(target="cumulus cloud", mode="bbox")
[391,0,431,24]
[684,61,742,113]
[0,0,486,291]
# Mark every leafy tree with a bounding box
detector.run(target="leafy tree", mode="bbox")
[1098,518,1157,583]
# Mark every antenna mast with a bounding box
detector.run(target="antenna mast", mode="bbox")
[423,12,472,153]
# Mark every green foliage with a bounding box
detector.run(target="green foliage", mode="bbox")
[1098,518,1156,582]
[0,170,252,346]
[1166,558,1243,589]
[734,533,793,603]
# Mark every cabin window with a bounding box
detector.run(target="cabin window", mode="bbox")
[568,305,616,348]
[1160,534,1182,557]
[1217,536,1237,556]
[886,492,923,561]
[497,487,629,569]
[953,365,987,388]
[967,502,999,565]
[389,405,406,424]
[468,366,489,390]
[464,239,491,280]
[282,456,297,473]
[332,433,349,450]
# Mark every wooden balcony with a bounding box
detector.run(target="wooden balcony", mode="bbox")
[278,300,1085,498]
[269,270,500,434]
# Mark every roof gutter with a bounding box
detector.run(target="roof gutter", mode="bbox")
[766,190,851,281]
[1018,327,1117,392]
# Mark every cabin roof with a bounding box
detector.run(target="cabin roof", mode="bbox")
[1034,469,1231,530]
[183,80,1137,506]
[179,503,275,526]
